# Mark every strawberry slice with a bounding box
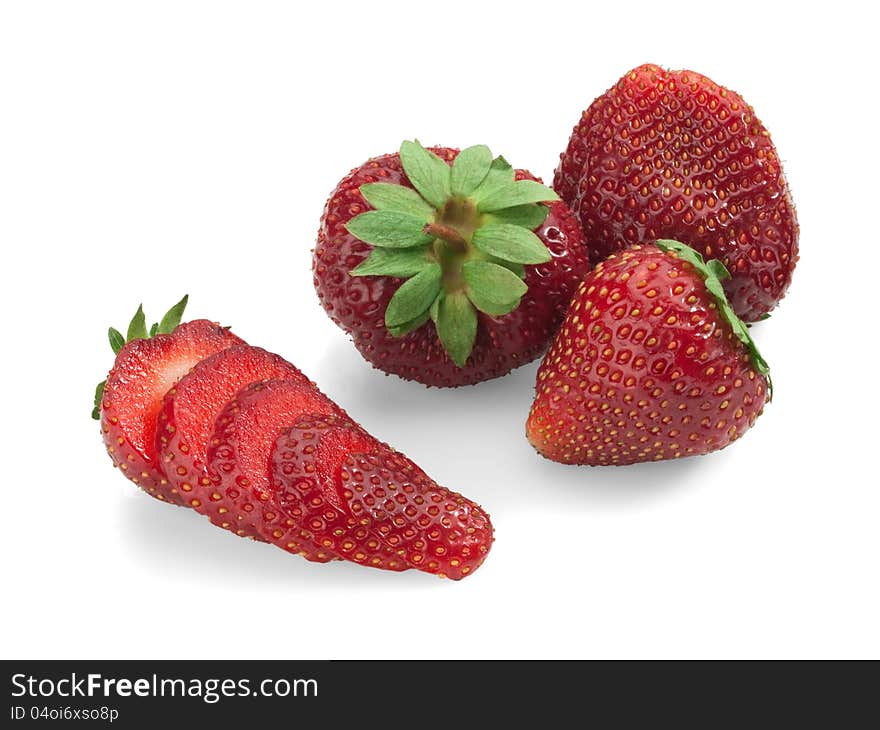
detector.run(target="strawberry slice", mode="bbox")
[205,379,343,543]
[266,413,382,563]
[155,345,309,521]
[271,422,494,579]
[99,315,243,505]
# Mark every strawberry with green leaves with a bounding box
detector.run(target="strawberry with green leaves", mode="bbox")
[314,141,590,387]
[526,240,770,465]
[96,296,243,503]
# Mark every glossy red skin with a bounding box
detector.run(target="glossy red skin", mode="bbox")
[155,344,308,516]
[262,414,375,563]
[100,320,243,505]
[314,148,591,387]
[271,415,494,579]
[554,64,798,322]
[526,244,769,465]
[205,379,343,543]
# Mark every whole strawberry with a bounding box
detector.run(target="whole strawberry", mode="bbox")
[314,140,590,386]
[554,64,798,322]
[526,240,770,466]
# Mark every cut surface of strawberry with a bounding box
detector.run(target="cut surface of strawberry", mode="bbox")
[155,345,308,510]
[267,414,377,563]
[100,319,243,504]
[204,379,343,542]
[271,423,494,579]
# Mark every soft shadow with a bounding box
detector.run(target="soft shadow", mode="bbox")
[316,337,712,512]
[119,494,439,590]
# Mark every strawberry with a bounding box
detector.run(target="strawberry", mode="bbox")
[99,307,496,577]
[314,140,590,387]
[554,64,798,321]
[96,296,243,504]
[155,344,308,515]
[270,415,493,579]
[526,240,770,465]
[204,378,343,542]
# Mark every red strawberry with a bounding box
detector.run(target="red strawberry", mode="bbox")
[97,296,243,504]
[204,378,343,542]
[270,416,493,579]
[554,64,798,321]
[155,344,308,513]
[526,240,770,465]
[314,140,590,387]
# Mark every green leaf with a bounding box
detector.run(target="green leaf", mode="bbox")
[477,179,560,213]
[92,380,105,420]
[472,223,552,264]
[469,156,515,206]
[359,183,434,219]
[126,304,147,342]
[346,210,434,249]
[489,258,526,279]
[399,140,452,209]
[388,310,430,337]
[384,264,442,327]
[351,246,433,278]
[450,145,493,197]
[108,327,125,354]
[429,294,441,323]
[463,261,528,316]
[655,238,771,384]
[708,258,731,282]
[158,294,189,334]
[149,322,159,337]
[485,204,549,230]
[436,292,477,368]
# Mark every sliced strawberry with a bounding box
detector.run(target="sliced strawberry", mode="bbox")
[155,345,309,519]
[266,414,385,564]
[204,379,343,543]
[271,424,494,579]
[100,319,243,504]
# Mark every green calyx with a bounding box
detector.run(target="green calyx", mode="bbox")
[347,140,559,367]
[91,295,189,419]
[655,239,772,397]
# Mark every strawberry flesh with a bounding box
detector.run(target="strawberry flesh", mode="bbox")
[271,422,494,579]
[155,344,308,514]
[261,414,375,562]
[100,319,243,504]
[205,379,343,542]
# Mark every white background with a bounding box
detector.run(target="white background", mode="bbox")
[2,1,877,659]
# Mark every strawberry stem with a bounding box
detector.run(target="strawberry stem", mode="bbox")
[423,222,468,251]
